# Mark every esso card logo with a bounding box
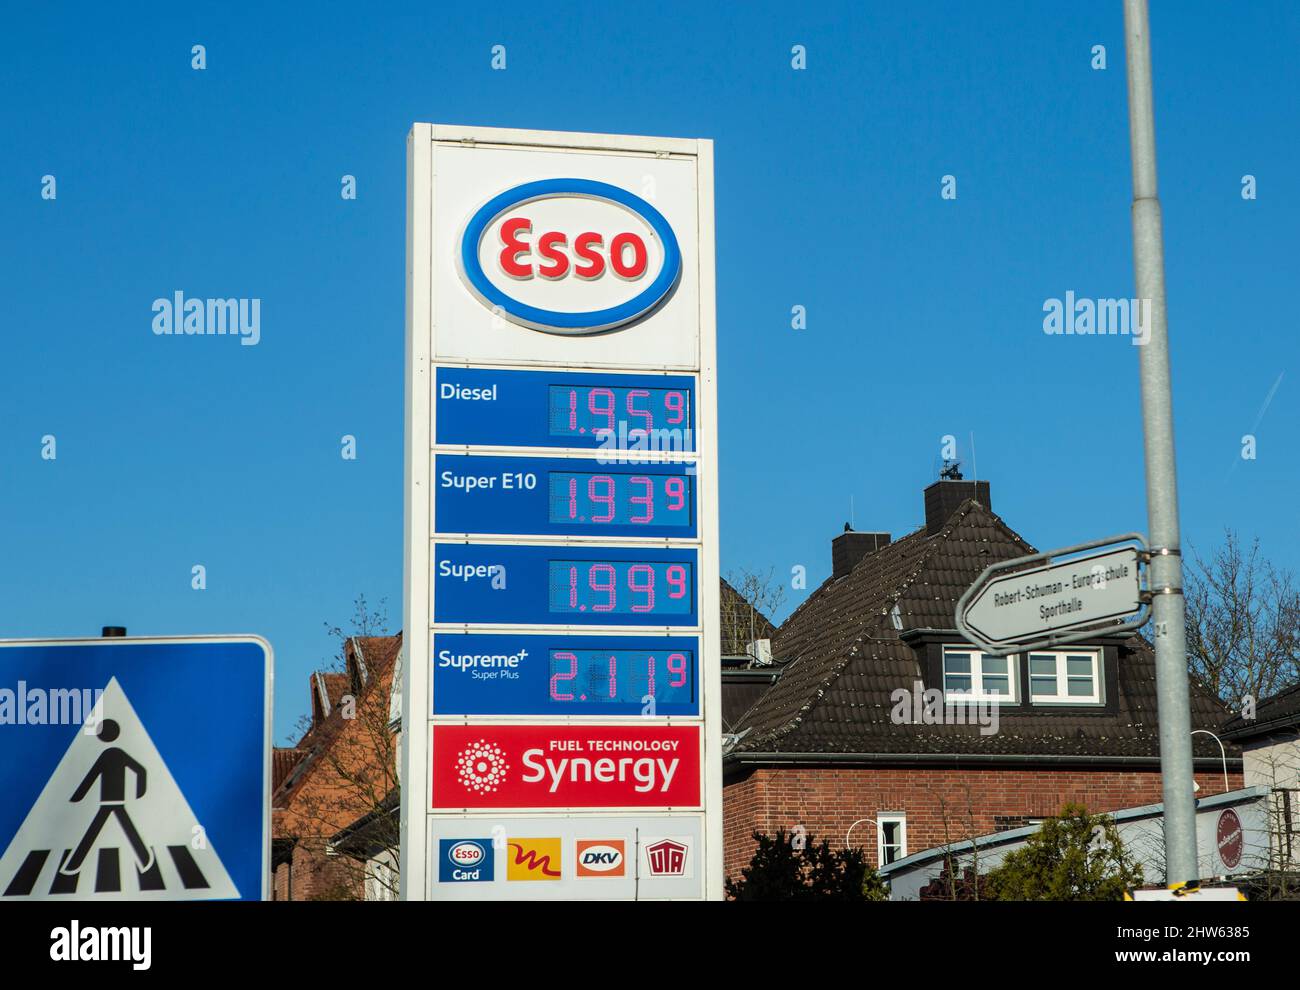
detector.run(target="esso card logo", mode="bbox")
[458,178,681,334]
[431,724,702,810]
[438,838,494,883]
[449,841,485,867]
[576,840,626,878]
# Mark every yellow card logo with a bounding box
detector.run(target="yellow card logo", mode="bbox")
[506,839,562,881]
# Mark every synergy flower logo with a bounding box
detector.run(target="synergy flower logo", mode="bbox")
[455,739,509,793]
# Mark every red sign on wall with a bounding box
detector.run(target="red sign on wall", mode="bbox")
[431,724,702,810]
[1217,809,1243,870]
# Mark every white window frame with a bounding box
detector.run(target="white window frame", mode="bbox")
[877,813,907,866]
[365,858,399,901]
[941,646,1019,703]
[1027,649,1102,705]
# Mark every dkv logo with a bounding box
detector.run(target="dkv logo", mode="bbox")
[576,839,626,878]
[458,178,682,334]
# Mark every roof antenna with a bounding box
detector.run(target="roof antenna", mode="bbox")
[969,432,978,480]
[939,459,963,481]
[849,495,855,530]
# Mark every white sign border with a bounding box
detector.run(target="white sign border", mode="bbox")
[402,124,720,901]
[0,634,274,902]
[955,534,1149,656]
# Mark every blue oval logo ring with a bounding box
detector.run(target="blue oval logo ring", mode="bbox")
[458,178,682,334]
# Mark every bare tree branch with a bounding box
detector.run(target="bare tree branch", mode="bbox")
[1184,530,1300,709]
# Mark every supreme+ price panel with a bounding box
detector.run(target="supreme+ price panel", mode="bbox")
[432,631,700,717]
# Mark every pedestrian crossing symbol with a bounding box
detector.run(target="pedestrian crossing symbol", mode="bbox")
[0,676,240,900]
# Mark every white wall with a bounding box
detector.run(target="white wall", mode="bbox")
[1242,736,1300,791]
[885,792,1269,900]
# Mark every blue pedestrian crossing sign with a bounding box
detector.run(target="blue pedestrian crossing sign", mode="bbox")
[0,637,271,901]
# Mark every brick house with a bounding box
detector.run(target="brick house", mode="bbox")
[271,633,401,900]
[723,478,1242,883]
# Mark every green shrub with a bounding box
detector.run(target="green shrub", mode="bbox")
[982,804,1143,901]
[726,829,889,901]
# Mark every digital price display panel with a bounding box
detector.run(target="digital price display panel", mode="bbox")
[435,367,696,452]
[549,648,694,705]
[433,543,699,627]
[434,454,696,538]
[548,384,690,441]
[431,632,700,716]
[548,560,692,615]
[549,471,692,528]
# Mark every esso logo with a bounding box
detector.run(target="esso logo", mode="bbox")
[448,841,486,867]
[458,178,681,334]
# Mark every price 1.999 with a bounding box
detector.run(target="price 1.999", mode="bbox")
[548,560,694,615]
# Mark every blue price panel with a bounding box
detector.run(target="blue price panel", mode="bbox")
[435,366,696,452]
[434,454,697,539]
[433,543,699,627]
[432,632,700,716]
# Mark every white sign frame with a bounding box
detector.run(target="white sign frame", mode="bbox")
[402,124,721,901]
[0,635,273,902]
[956,535,1149,656]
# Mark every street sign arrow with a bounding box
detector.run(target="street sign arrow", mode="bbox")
[956,536,1147,654]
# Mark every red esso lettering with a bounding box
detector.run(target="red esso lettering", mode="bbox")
[497,219,648,281]
[608,232,647,280]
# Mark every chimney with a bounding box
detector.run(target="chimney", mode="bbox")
[924,478,990,534]
[832,527,891,578]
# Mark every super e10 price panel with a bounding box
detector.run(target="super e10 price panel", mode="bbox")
[434,452,698,539]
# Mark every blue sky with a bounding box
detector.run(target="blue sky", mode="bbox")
[2,1,1296,741]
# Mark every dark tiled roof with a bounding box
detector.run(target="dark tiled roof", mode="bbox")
[721,670,780,734]
[731,499,1236,761]
[1221,681,1300,740]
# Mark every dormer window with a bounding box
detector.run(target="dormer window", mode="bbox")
[942,647,1017,702]
[1028,650,1102,704]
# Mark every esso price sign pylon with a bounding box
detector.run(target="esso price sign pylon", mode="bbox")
[402,124,721,901]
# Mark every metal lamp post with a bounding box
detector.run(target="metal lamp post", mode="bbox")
[1123,0,1200,884]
